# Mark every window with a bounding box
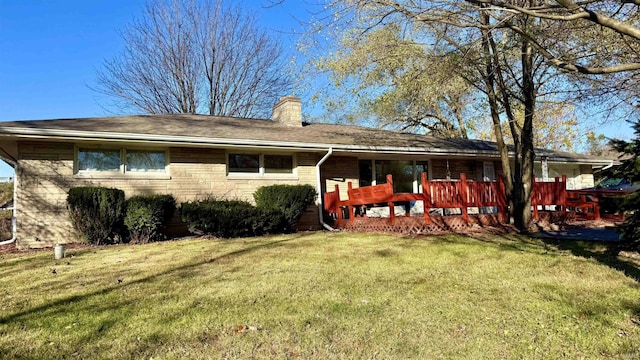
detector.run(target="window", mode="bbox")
[77,148,167,175]
[375,160,414,193]
[78,149,121,172]
[126,151,166,172]
[359,159,429,193]
[264,155,293,174]
[228,153,294,176]
[229,154,260,173]
[359,160,372,187]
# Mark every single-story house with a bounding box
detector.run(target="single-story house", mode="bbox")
[0,96,613,248]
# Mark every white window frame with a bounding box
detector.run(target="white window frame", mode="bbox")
[226,152,297,179]
[74,146,170,179]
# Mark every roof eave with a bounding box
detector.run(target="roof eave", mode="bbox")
[0,127,501,157]
[0,126,613,165]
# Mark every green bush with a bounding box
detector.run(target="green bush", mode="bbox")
[607,120,640,249]
[253,184,317,232]
[124,195,176,243]
[67,187,125,245]
[180,185,316,239]
[252,207,289,236]
[182,199,286,238]
[616,191,640,249]
[598,195,624,217]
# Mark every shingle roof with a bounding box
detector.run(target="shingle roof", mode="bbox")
[0,114,612,164]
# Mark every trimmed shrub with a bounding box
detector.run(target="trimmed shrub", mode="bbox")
[124,195,176,243]
[253,184,317,232]
[181,199,287,238]
[252,207,289,236]
[67,187,125,245]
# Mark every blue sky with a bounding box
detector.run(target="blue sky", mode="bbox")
[0,1,632,177]
[0,0,310,177]
[0,0,307,121]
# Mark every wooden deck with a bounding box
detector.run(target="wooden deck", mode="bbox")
[323,173,626,232]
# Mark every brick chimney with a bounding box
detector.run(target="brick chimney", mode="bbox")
[272,96,302,127]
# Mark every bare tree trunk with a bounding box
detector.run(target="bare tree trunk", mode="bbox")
[517,33,536,230]
[479,10,515,222]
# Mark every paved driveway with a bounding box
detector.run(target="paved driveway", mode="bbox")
[533,226,620,242]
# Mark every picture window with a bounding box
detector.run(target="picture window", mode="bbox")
[77,148,167,175]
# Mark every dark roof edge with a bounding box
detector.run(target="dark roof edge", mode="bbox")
[0,126,614,166]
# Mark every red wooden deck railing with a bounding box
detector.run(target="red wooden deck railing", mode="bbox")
[532,176,626,221]
[324,173,507,226]
[323,173,626,228]
[532,176,568,219]
[422,173,507,223]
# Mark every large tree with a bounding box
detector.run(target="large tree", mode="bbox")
[308,0,638,230]
[312,24,475,138]
[465,0,640,74]
[475,102,580,152]
[96,0,290,118]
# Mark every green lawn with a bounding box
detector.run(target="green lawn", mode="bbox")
[0,232,639,359]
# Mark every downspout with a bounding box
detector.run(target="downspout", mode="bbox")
[599,160,615,172]
[316,147,336,231]
[0,157,17,245]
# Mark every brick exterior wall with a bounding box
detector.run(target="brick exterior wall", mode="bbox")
[16,141,320,249]
[320,156,359,200]
[15,140,594,249]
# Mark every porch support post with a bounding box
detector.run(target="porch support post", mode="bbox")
[335,184,343,227]
[594,193,601,221]
[498,174,506,223]
[561,175,567,217]
[387,174,395,225]
[554,176,561,214]
[422,172,431,225]
[347,181,355,224]
[532,176,539,220]
[541,156,549,181]
[460,173,469,223]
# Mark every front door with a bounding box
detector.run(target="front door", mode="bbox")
[483,162,496,182]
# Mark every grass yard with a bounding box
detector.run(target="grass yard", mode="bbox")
[0,232,639,359]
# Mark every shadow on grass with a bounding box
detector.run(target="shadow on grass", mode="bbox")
[418,231,640,330]
[424,231,545,255]
[0,233,313,326]
[451,230,640,284]
[539,238,640,283]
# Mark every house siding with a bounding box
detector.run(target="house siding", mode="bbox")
[431,159,502,181]
[16,141,320,249]
[319,157,503,198]
[534,163,594,190]
[320,156,360,201]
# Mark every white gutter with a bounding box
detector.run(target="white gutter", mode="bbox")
[597,160,615,172]
[0,126,493,155]
[0,126,616,165]
[0,159,17,246]
[0,126,610,163]
[316,148,336,231]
